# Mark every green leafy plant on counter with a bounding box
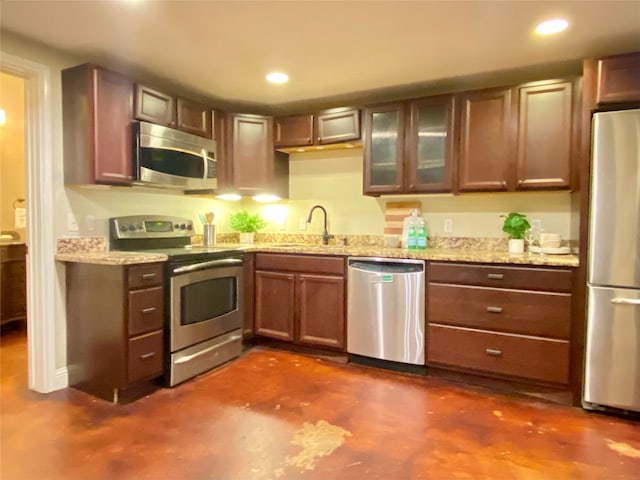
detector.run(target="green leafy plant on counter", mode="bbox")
[500,212,531,239]
[229,210,268,233]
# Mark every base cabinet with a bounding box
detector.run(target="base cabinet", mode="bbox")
[1,244,27,325]
[254,254,345,350]
[65,262,165,402]
[427,262,572,386]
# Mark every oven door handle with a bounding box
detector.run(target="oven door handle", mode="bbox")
[172,258,243,274]
[174,334,242,364]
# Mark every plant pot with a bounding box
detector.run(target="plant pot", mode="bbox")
[239,232,255,244]
[508,238,525,254]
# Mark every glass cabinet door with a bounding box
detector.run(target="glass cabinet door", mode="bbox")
[363,103,405,194]
[406,95,456,193]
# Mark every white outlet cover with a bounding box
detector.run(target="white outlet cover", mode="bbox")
[85,215,96,231]
[444,218,453,233]
[298,218,307,231]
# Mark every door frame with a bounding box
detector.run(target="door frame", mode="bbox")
[1,52,60,392]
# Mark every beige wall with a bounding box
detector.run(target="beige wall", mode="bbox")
[0,72,26,240]
[256,149,574,240]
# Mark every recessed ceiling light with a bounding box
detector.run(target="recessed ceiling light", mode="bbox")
[535,18,569,35]
[266,72,289,84]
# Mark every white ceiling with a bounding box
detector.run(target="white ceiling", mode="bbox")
[1,0,639,113]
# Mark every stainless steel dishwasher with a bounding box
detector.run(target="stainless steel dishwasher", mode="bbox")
[347,257,425,365]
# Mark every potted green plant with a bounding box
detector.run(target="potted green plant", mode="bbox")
[229,210,268,244]
[501,212,531,254]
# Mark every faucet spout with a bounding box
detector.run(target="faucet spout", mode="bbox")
[306,205,333,245]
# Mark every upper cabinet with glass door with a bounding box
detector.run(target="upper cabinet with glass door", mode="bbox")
[363,103,405,195]
[406,95,456,193]
[363,96,456,195]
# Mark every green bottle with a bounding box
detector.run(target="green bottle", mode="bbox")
[408,222,417,249]
[417,219,427,250]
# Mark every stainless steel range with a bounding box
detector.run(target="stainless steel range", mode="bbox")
[110,215,244,386]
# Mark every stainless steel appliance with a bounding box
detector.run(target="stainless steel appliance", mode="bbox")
[133,121,217,191]
[347,257,425,365]
[110,215,243,386]
[584,108,640,414]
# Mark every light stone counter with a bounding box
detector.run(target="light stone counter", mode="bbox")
[55,251,168,265]
[231,244,579,268]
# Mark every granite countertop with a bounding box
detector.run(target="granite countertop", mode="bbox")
[55,251,168,265]
[55,243,579,268]
[238,244,579,267]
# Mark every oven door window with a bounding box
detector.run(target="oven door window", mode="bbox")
[180,276,237,325]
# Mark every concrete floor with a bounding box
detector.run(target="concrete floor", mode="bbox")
[1,325,639,480]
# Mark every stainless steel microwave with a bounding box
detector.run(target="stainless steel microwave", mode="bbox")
[133,121,217,190]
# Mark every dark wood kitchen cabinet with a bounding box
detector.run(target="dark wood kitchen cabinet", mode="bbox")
[274,114,314,147]
[66,262,165,402]
[134,84,212,138]
[62,63,134,186]
[224,113,289,198]
[274,107,360,149]
[458,87,513,192]
[596,51,640,104]
[363,96,456,195]
[254,254,345,350]
[1,244,27,326]
[427,262,573,386]
[515,79,577,190]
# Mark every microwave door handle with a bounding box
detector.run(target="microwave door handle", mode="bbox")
[202,148,208,180]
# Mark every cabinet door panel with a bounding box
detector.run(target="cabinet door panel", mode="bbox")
[316,108,360,144]
[275,114,314,147]
[177,99,212,138]
[134,84,175,127]
[255,271,295,341]
[363,103,405,194]
[128,287,164,336]
[298,274,345,349]
[127,331,164,383]
[229,114,273,194]
[517,80,573,189]
[458,88,512,192]
[93,67,134,184]
[407,95,456,193]
[597,53,640,104]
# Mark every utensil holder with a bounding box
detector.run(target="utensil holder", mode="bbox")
[203,224,216,246]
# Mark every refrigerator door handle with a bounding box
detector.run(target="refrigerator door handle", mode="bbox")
[610,297,640,305]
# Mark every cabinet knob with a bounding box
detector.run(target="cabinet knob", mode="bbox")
[139,352,156,360]
[142,307,157,314]
[485,348,503,357]
[141,273,157,280]
[487,273,504,280]
[486,306,503,313]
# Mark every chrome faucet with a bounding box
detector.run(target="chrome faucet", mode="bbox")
[306,205,334,245]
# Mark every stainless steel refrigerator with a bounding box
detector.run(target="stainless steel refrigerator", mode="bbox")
[583,108,640,413]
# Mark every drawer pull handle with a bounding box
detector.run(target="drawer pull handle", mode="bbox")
[141,307,156,314]
[139,352,156,360]
[486,306,503,313]
[141,273,157,280]
[487,273,504,280]
[485,348,502,357]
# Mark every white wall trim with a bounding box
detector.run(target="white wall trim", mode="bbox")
[1,52,62,392]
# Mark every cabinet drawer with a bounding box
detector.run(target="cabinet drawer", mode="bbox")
[128,331,163,383]
[128,287,164,336]
[128,264,163,289]
[429,262,572,292]
[428,324,569,384]
[428,284,571,338]
[255,254,345,275]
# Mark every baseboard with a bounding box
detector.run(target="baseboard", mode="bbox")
[54,366,69,391]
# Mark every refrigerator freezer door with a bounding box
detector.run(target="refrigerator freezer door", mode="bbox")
[588,109,640,289]
[584,286,640,412]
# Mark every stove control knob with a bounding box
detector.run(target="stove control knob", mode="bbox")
[119,225,127,232]
[137,224,143,230]
[180,224,186,230]
[173,224,180,230]
[187,223,193,230]
[128,225,136,231]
